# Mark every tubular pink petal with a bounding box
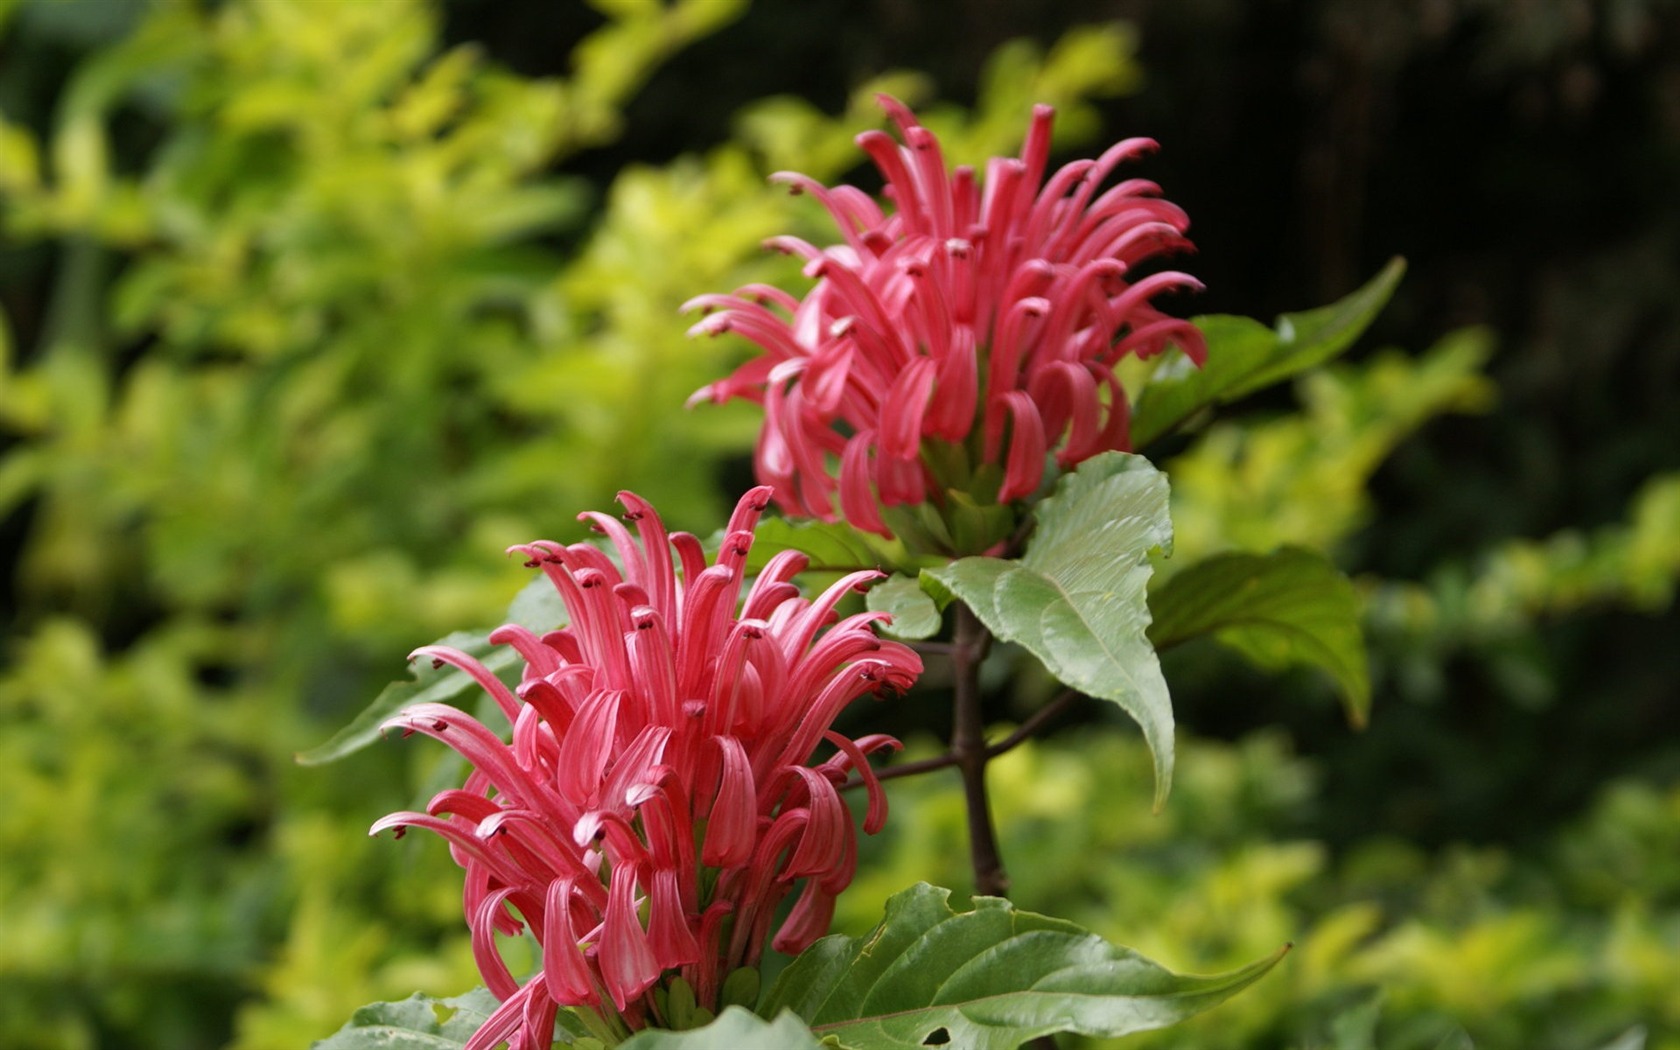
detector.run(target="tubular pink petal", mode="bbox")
[488,625,562,678]
[542,879,599,1005]
[517,988,559,1050]
[409,645,522,724]
[996,391,1049,502]
[578,511,645,591]
[778,569,887,668]
[599,864,661,1013]
[647,866,701,968]
[781,767,850,879]
[701,735,757,869]
[1105,269,1205,323]
[516,677,576,736]
[690,901,735,1009]
[471,887,524,1001]
[600,725,671,814]
[838,431,891,537]
[772,878,837,956]
[742,549,808,618]
[821,730,901,833]
[1029,361,1102,464]
[384,706,557,819]
[878,358,938,460]
[626,606,678,728]
[928,326,979,439]
[554,689,622,807]
[668,531,709,594]
[855,128,925,237]
[479,810,604,902]
[769,171,876,255]
[1090,362,1134,453]
[463,982,534,1050]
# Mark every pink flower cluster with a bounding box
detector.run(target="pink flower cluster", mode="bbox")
[688,97,1204,538]
[374,488,920,1048]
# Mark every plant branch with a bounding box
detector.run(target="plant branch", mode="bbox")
[984,687,1083,757]
[840,688,1086,791]
[950,601,1009,897]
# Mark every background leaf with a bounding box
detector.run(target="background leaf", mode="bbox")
[926,452,1175,806]
[761,882,1286,1049]
[1131,257,1406,448]
[619,1007,821,1050]
[744,516,886,573]
[296,570,568,766]
[1148,547,1371,726]
[866,572,942,640]
[294,630,517,766]
[310,988,499,1050]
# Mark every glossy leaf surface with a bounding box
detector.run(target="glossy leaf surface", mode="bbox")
[1148,547,1370,726]
[925,452,1175,806]
[762,883,1287,1049]
[1131,257,1406,448]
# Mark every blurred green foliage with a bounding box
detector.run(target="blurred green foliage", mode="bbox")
[0,2,1151,1045]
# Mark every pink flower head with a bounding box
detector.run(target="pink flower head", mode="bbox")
[372,488,919,1047]
[688,97,1205,546]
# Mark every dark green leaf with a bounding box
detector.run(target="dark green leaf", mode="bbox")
[925,452,1174,807]
[866,573,942,640]
[619,1007,822,1050]
[298,574,569,765]
[761,882,1287,1049]
[1131,257,1406,448]
[1148,547,1370,727]
[295,630,516,766]
[310,989,500,1049]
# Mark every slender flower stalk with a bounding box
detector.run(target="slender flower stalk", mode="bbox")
[373,488,920,1049]
[688,96,1204,549]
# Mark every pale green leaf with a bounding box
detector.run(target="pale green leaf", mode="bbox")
[867,573,942,640]
[926,453,1174,807]
[761,883,1287,1050]
[1148,547,1370,726]
[1131,257,1406,448]
[310,988,500,1049]
[619,1007,821,1050]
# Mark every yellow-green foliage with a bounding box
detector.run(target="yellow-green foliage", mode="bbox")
[0,3,1149,1045]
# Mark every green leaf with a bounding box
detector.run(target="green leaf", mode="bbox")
[926,452,1174,807]
[761,883,1287,1049]
[504,571,571,633]
[310,989,500,1049]
[1131,257,1406,448]
[745,517,885,574]
[295,630,518,765]
[866,573,942,640]
[1147,547,1371,727]
[312,988,604,1048]
[298,574,569,765]
[619,1007,822,1050]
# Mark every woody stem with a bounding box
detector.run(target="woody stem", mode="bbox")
[950,601,1009,898]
